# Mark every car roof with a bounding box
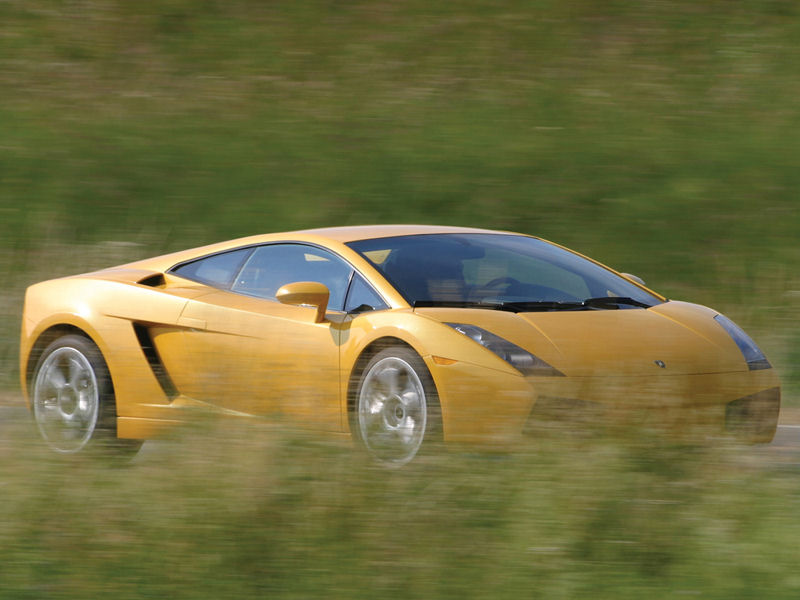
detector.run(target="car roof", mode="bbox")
[290,224,510,243]
[119,224,521,273]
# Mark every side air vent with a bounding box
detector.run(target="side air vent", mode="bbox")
[137,273,166,287]
[132,323,178,400]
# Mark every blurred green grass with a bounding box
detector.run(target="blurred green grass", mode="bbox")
[1,417,799,599]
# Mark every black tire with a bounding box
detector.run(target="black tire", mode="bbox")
[350,346,442,466]
[31,334,142,457]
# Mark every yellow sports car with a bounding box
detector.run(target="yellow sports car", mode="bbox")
[20,225,780,464]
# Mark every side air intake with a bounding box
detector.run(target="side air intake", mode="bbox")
[137,273,166,287]
[132,323,178,400]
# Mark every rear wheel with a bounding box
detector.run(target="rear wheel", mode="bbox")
[352,346,441,466]
[31,334,141,456]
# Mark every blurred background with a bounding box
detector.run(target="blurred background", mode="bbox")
[1,1,799,597]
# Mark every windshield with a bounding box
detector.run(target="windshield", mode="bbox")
[347,234,663,310]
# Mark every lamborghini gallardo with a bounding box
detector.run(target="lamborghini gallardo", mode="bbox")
[20,225,780,464]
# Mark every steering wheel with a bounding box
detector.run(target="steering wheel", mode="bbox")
[484,276,521,289]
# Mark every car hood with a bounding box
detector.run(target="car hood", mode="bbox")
[416,300,747,377]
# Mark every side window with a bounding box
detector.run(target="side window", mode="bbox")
[231,244,353,311]
[345,274,389,313]
[171,248,252,288]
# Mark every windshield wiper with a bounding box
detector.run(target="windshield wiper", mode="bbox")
[413,300,587,312]
[413,297,653,312]
[581,296,653,309]
[495,301,586,312]
[505,297,653,311]
[413,300,517,312]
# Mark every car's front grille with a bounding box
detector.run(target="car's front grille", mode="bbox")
[725,387,781,438]
[524,387,781,441]
[523,396,604,435]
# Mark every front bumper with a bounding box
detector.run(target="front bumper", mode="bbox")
[431,359,781,444]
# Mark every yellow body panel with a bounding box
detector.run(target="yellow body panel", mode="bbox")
[20,225,780,447]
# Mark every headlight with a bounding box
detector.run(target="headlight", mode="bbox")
[446,323,564,376]
[714,314,771,371]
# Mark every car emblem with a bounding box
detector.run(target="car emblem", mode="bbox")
[654,360,666,369]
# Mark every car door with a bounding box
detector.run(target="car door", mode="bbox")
[176,243,354,431]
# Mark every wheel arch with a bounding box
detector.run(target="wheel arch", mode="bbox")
[346,337,443,464]
[23,323,109,403]
[346,336,421,416]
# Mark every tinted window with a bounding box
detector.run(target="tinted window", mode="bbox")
[345,274,388,313]
[232,244,353,311]
[463,246,591,300]
[347,234,662,308]
[171,248,252,288]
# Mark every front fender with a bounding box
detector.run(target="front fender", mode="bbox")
[338,309,532,440]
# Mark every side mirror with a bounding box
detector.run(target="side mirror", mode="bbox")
[276,281,330,322]
[621,272,646,286]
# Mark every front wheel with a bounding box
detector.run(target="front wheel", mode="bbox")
[351,346,441,466]
[31,334,141,457]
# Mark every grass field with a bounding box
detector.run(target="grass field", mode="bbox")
[2,1,800,597]
[0,413,798,599]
